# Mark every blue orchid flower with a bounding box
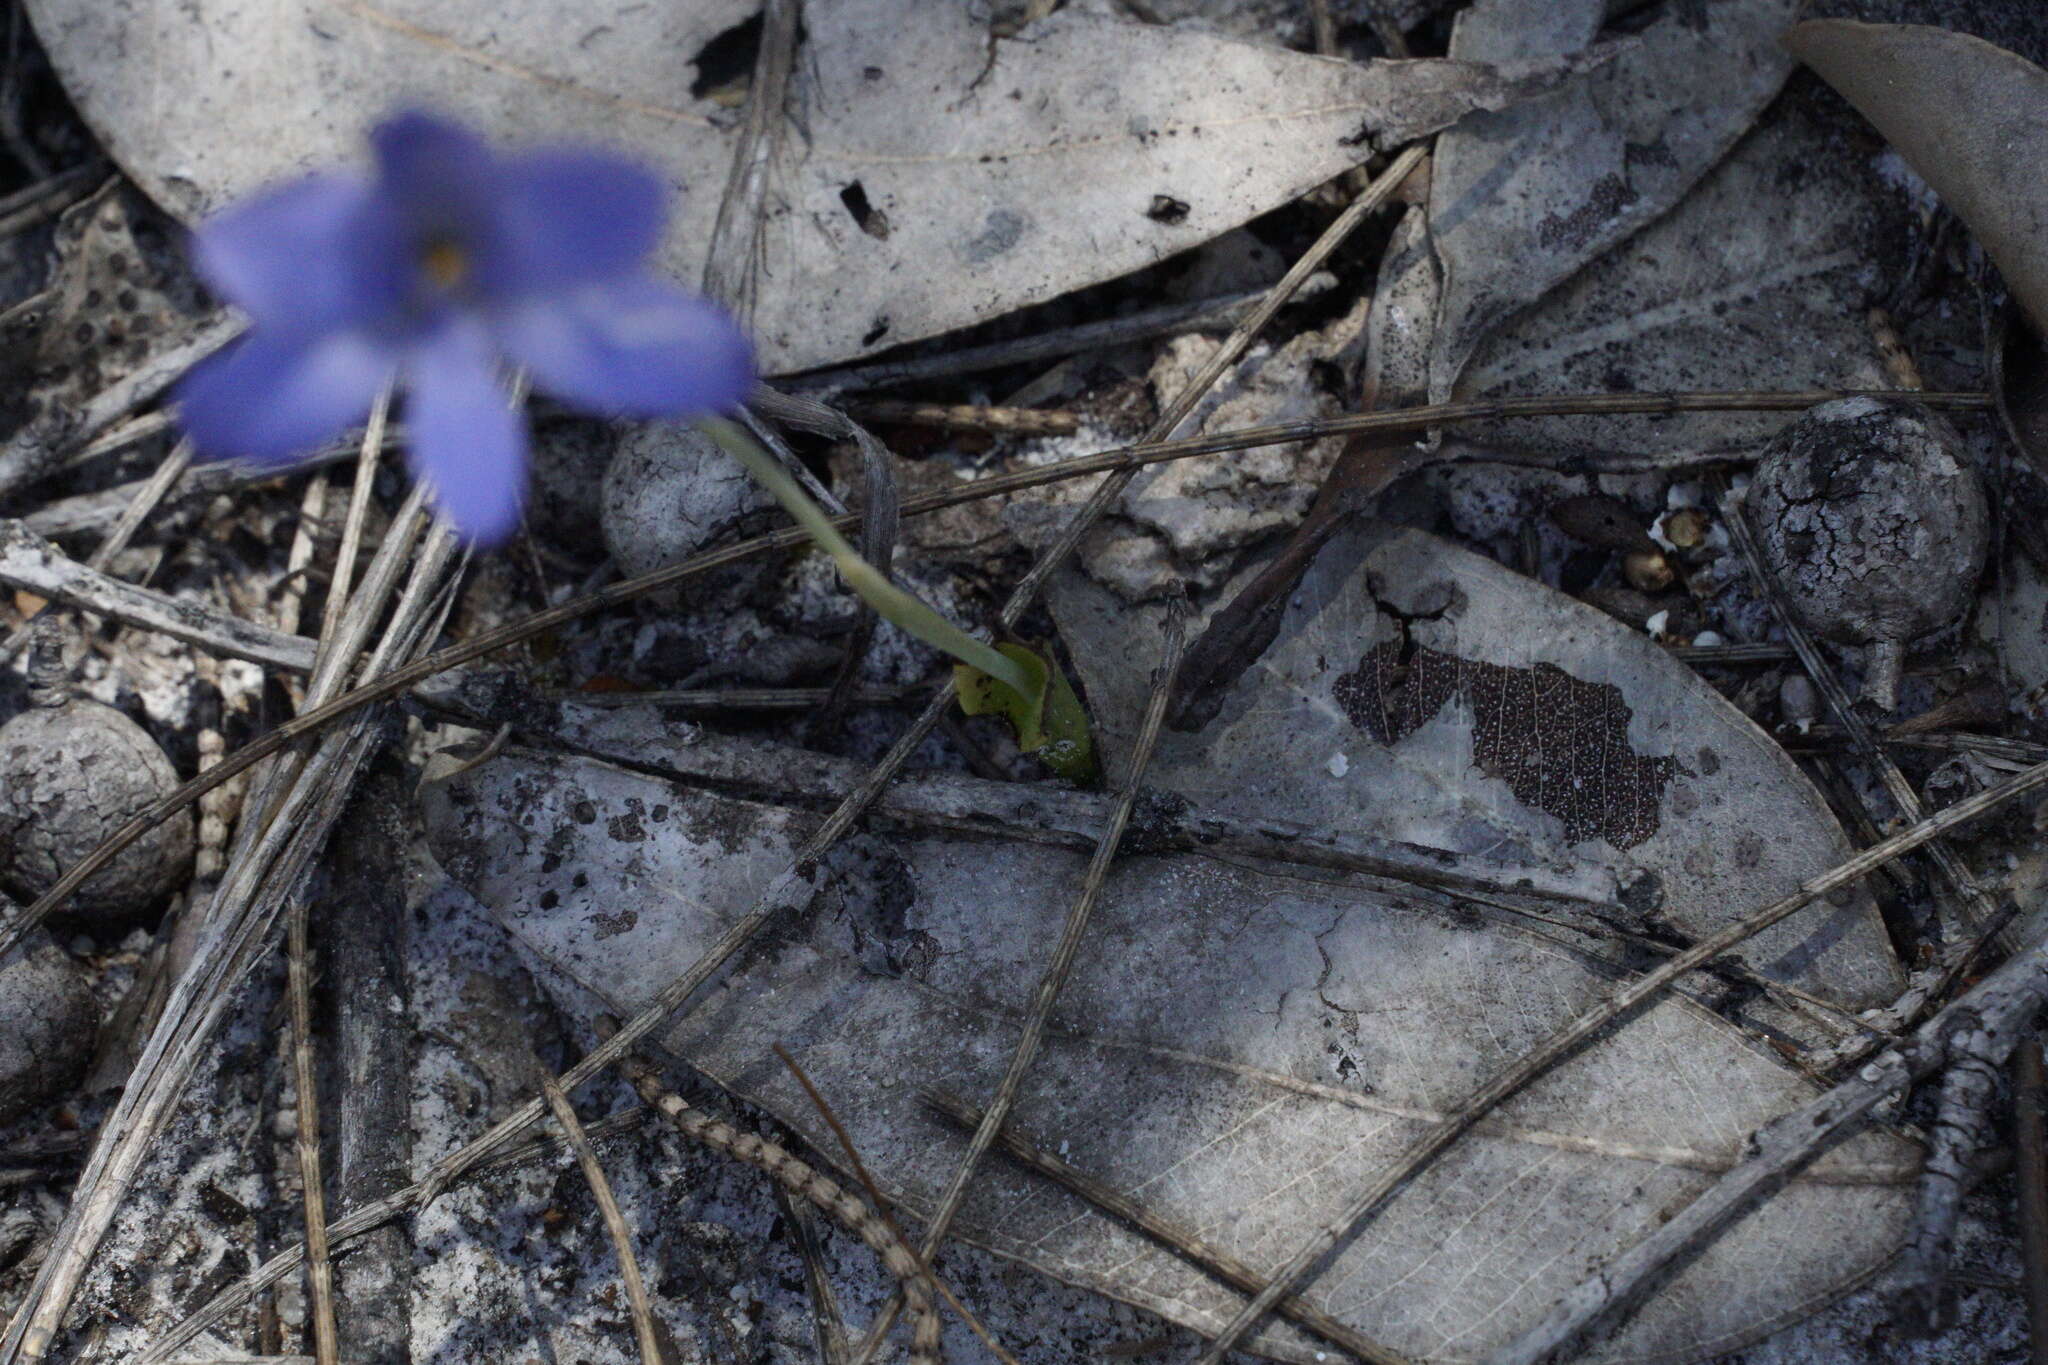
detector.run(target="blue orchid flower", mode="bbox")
[175,109,755,545]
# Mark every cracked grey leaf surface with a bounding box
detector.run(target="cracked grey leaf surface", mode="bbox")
[1053,525,1902,1015]
[1421,0,1799,402]
[24,0,1585,375]
[424,526,1912,1364]
[1368,83,1898,468]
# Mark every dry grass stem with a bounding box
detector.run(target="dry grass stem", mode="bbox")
[1724,487,2012,951]
[1485,927,2048,1365]
[285,894,340,1365]
[612,1051,943,1365]
[0,435,191,665]
[772,1045,1018,1365]
[136,1109,655,1364]
[0,385,1996,973]
[537,1072,664,1365]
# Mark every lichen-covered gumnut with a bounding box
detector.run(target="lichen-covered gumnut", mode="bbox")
[0,643,194,921]
[1745,398,1989,710]
[600,423,770,585]
[0,899,98,1122]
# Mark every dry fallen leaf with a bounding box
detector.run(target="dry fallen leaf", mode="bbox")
[1787,19,2048,334]
[25,0,1592,374]
[425,526,1910,1364]
[1368,87,1901,468]
[1421,0,1800,402]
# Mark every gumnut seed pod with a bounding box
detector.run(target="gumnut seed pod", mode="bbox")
[1743,398,1988,710]
[0,625,195,921]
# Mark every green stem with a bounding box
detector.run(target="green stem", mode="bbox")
[699,417,1037,698]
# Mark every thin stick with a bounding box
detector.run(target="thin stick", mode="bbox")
[784,285,1282,393]
[0,520,316,673]
[316,388,391,656]
[0,162,98,233]
[915,602,1186,1262]
[775,1043,1009,1365]
[1724,489,2010,949]
[2017,1039,2048,1365]
[0,437,192,665]
[1483,928,2048,1365]
[856,155,1424,1362]
[1,528,460,1365]
[924,1086,1410,1365]
[285,894,340,1365]
[1189,755,2048,1363]
[538,1072,662,1365]
[541,685,918,710]
[843,400,1078,437]
[0,315,238,500]
[612,1050,942,1365]
[778,1188,853,1365]
[26,437,366,541]
[1896,1017,2004,1333]
[700,0,798,326]
[0,384,1996,967]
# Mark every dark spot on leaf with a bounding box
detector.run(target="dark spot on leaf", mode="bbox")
[1147,194,1190,224]
[571,800,596,825]
[539,889,559,910]
[965,208,1027,263]
[862,317,890,347]
[689,10,763,100]
[838,181,891,239]
[590,909,638,940]
[1535,173,1640,253]
[1333,642,1690,849]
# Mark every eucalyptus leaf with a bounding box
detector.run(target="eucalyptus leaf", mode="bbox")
[25,0,1594,374]
[424,525,1909,1363]
[1368,85,1901,468]
[1788,19,2048,335]
[1422,0,1800,403]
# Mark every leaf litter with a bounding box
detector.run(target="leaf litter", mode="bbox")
[4,1,2048,1364]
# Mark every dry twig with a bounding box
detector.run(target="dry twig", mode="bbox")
[538,1072,664,1365]
[1485,927,2048,1365]
[285,893,340,1365]
[923,1087,1410,1364]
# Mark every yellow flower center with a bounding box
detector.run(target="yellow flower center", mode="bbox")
[420,238,469,291]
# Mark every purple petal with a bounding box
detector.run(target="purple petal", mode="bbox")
[189,174,407,334]
[405,320,526,545]
[495,276,755,418]
[492,148,668,294]
[369,108,504,252]
[176,329,395,465]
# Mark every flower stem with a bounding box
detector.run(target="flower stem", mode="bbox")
[699,417,1037,698]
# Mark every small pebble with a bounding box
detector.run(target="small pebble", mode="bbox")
[1779,673,1820,733]
[0,902,98,1123]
